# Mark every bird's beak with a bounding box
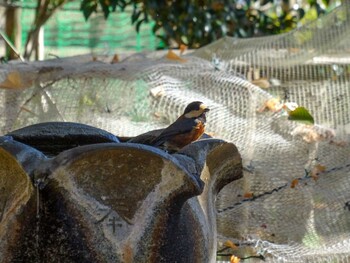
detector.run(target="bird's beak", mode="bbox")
[200,103,210,113]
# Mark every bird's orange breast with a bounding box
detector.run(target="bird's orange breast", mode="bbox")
[166,121,205,150]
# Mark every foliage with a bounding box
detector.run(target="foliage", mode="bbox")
[80,0,127,20]
[80,0,339,48]
[1,0,340,60]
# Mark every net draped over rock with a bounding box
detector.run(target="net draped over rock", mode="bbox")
[1,3,350,262]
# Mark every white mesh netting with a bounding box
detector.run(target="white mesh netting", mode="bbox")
[1,3,350,262]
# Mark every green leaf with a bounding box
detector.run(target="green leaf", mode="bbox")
[99,0,110,19]
[152,23,162,34]
[132,10,142,24]
[288,106,315,125]
[135,19,145,33]
[81,0,98,20]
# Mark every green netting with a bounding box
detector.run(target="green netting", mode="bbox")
[19,1,161,57]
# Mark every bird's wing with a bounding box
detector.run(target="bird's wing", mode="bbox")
[151,118,197,146]
[127,128,164,145]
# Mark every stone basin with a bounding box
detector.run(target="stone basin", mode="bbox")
[0,122,242,263]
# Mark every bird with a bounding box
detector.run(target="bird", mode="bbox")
[128,101,210,152]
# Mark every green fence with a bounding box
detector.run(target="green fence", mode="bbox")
[20,1,161,58]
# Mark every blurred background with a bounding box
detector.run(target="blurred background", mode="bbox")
[0,0,342,61]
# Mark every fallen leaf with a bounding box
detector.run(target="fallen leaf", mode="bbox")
[150,86,165,98]
[0,71,32,89]
[179,44,187,54]
[224,240,238,250]
[230,255,240,263]
[291,178,299,188]
[166,50,187,62]
[154,112,161,118]
[258,98,282,112]
[311,164,326,180]
[315,164,326,172]
[111,54,119,64]
[243,192,254,198]
[288,106,314,125]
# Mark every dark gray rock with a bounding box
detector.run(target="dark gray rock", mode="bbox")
[0,136,47,179]
[6,122,120,157]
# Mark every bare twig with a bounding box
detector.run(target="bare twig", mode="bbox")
[0,30,24,61]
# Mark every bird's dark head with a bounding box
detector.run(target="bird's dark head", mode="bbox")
[183,101,210,118]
